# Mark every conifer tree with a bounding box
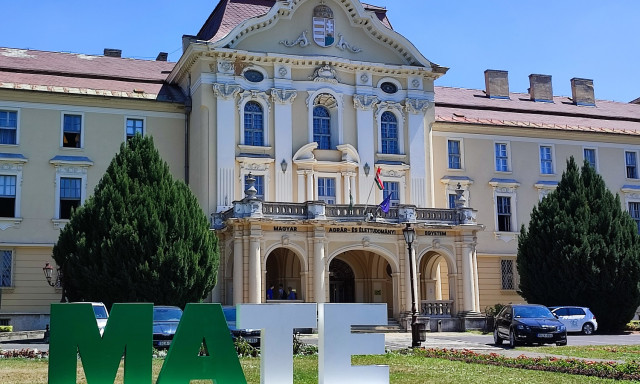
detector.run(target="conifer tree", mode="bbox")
[52,135,218,309]
[518,156,640,331]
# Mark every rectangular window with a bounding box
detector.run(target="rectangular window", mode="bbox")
[448,194,457,209]
[0,110,17,145]
[630,202,640,233]
[584,148,597,169]
[448,140,461,169]
[501,259,515,290]
[383,181,400,206]
[496,196,511,232]
[126,118,144,140]
[244,175,264,200]
[0,175,16,218]
[626,151,638,179]
[63,114,82,148]
[495,143,509,172]
[318,177,336,204]
[540,146,554,174]
[0,250,12,287]
[60,177,81,219]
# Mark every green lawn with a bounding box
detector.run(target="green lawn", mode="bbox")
[0,354,627,384]
[520,344,640,363]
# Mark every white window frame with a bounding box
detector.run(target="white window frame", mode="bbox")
[376,106,405,155]
[500,258,518,291]
[0,249,13,288]
[238,91,271,147]
[489,179,520,241]
[124,116,145,141]
[539,144,555,175]
[377,167,408,206]
[0,107,19,146]
[621,186,640,234]
[629,201,640,234]
[625,150,639,180]
[447,138,464,170]
[0,155,26,230]
[440,176,473,208]
[50,158,92,228]
[534,181,558,201]
[316,175,337,205]
[60,111,85,149]
[307,88,343,150]
[494,141,511,173]
[583,147,598,171]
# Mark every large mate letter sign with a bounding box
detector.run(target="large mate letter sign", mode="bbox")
[48,302,389,384]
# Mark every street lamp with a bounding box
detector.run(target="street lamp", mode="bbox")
[43,262,65,302]
[402,223,421,348]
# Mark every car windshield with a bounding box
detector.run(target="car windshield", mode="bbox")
[92,305,108,319]
[514,306,555,319]
[153,307,183,321]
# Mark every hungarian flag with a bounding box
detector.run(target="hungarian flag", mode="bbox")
[375,167,384,190]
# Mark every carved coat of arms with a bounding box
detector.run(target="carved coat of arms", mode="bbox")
[312,5,335,47]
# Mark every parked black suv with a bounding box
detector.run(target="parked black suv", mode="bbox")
[494,304,567,348]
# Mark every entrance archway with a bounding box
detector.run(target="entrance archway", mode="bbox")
[265,248,302,300]
[329,250,395,317]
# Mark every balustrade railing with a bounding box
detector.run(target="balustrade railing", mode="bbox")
[420,300,453,317]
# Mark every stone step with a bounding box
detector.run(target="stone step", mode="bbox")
[352,319,405,333]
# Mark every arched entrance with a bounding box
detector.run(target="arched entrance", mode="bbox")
[329,250,395,317]
[419,251,455,317]
[265,248,302,301]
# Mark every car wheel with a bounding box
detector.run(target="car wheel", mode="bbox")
[582,323,594,335]
[556,340,567,346]
[493,328,503,345]
[508,329,517,348]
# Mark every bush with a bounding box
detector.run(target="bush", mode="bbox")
[0,326,13,332]
[234,336,259,357]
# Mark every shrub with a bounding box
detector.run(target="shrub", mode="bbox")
[0,326,13,332]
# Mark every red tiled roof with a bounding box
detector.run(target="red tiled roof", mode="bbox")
[197,0,391,44]
[0,48,184,102]
[434,86,640,136]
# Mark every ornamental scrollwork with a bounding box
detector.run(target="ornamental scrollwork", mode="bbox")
[238,90,271,111]
[271,89,297,104]
[280,31,310,48]
[309,64,339,84]
[335,34,362,53]
[353,94,379,111]
[405,98,433,114]
[213,83,242,100]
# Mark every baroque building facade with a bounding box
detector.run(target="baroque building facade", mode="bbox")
[0,0,639,330]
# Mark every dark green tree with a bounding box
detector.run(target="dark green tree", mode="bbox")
[52,135,218,309]
[517,156,640,331]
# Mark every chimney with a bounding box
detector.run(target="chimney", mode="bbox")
[104,48,122,58]
[529,74,553,102]
[484,70,510,99]
[156,52,168,62]
[571,78,595,106]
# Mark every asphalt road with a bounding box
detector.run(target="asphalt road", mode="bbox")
[3,332,640,353]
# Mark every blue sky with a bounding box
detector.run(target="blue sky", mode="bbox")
[2,0,637,102]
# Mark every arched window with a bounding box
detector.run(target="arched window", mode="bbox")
[244,101,264,146]
[313,106,331,150]
[381,111,398,154]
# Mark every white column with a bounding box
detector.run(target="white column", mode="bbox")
[214,83,241,211]
[458,238,477,313]
[472,244,480,312]
[342,172,351,204]
[314,228,326,303]
[404,244,412,313]
[273,89,297,203]
[406,99,432,208]
[308,171,315,201]
[354,95,378,204]
[248,226,262,303]
[297,171,306,203]
[233,231,244,305]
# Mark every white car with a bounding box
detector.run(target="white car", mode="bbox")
[90,302,109,336]
[551,306,597,335]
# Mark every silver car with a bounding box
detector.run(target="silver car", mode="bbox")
[551,306,598,335]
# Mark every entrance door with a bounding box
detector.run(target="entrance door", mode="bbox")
[329,258,354,303]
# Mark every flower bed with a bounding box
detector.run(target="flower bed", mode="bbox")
[408,348,640,381]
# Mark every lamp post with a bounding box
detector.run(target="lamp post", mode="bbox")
[43,262,66,302]
[403,223,421,348]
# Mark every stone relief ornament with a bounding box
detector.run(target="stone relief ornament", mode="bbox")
[335,34,362,53]
[278,67,289,77]
[213,83,242,100]
[271,89,297,104]
[412,79,421,88]
[312,5,335,47]
[405,98,433,114]
[309,64,339,84]
[280,31,310,48]
[238,90,271,111]
[353,94,379,111]
[360,74,369,83]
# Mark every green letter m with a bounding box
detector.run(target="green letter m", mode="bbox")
[48,303,152,384]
